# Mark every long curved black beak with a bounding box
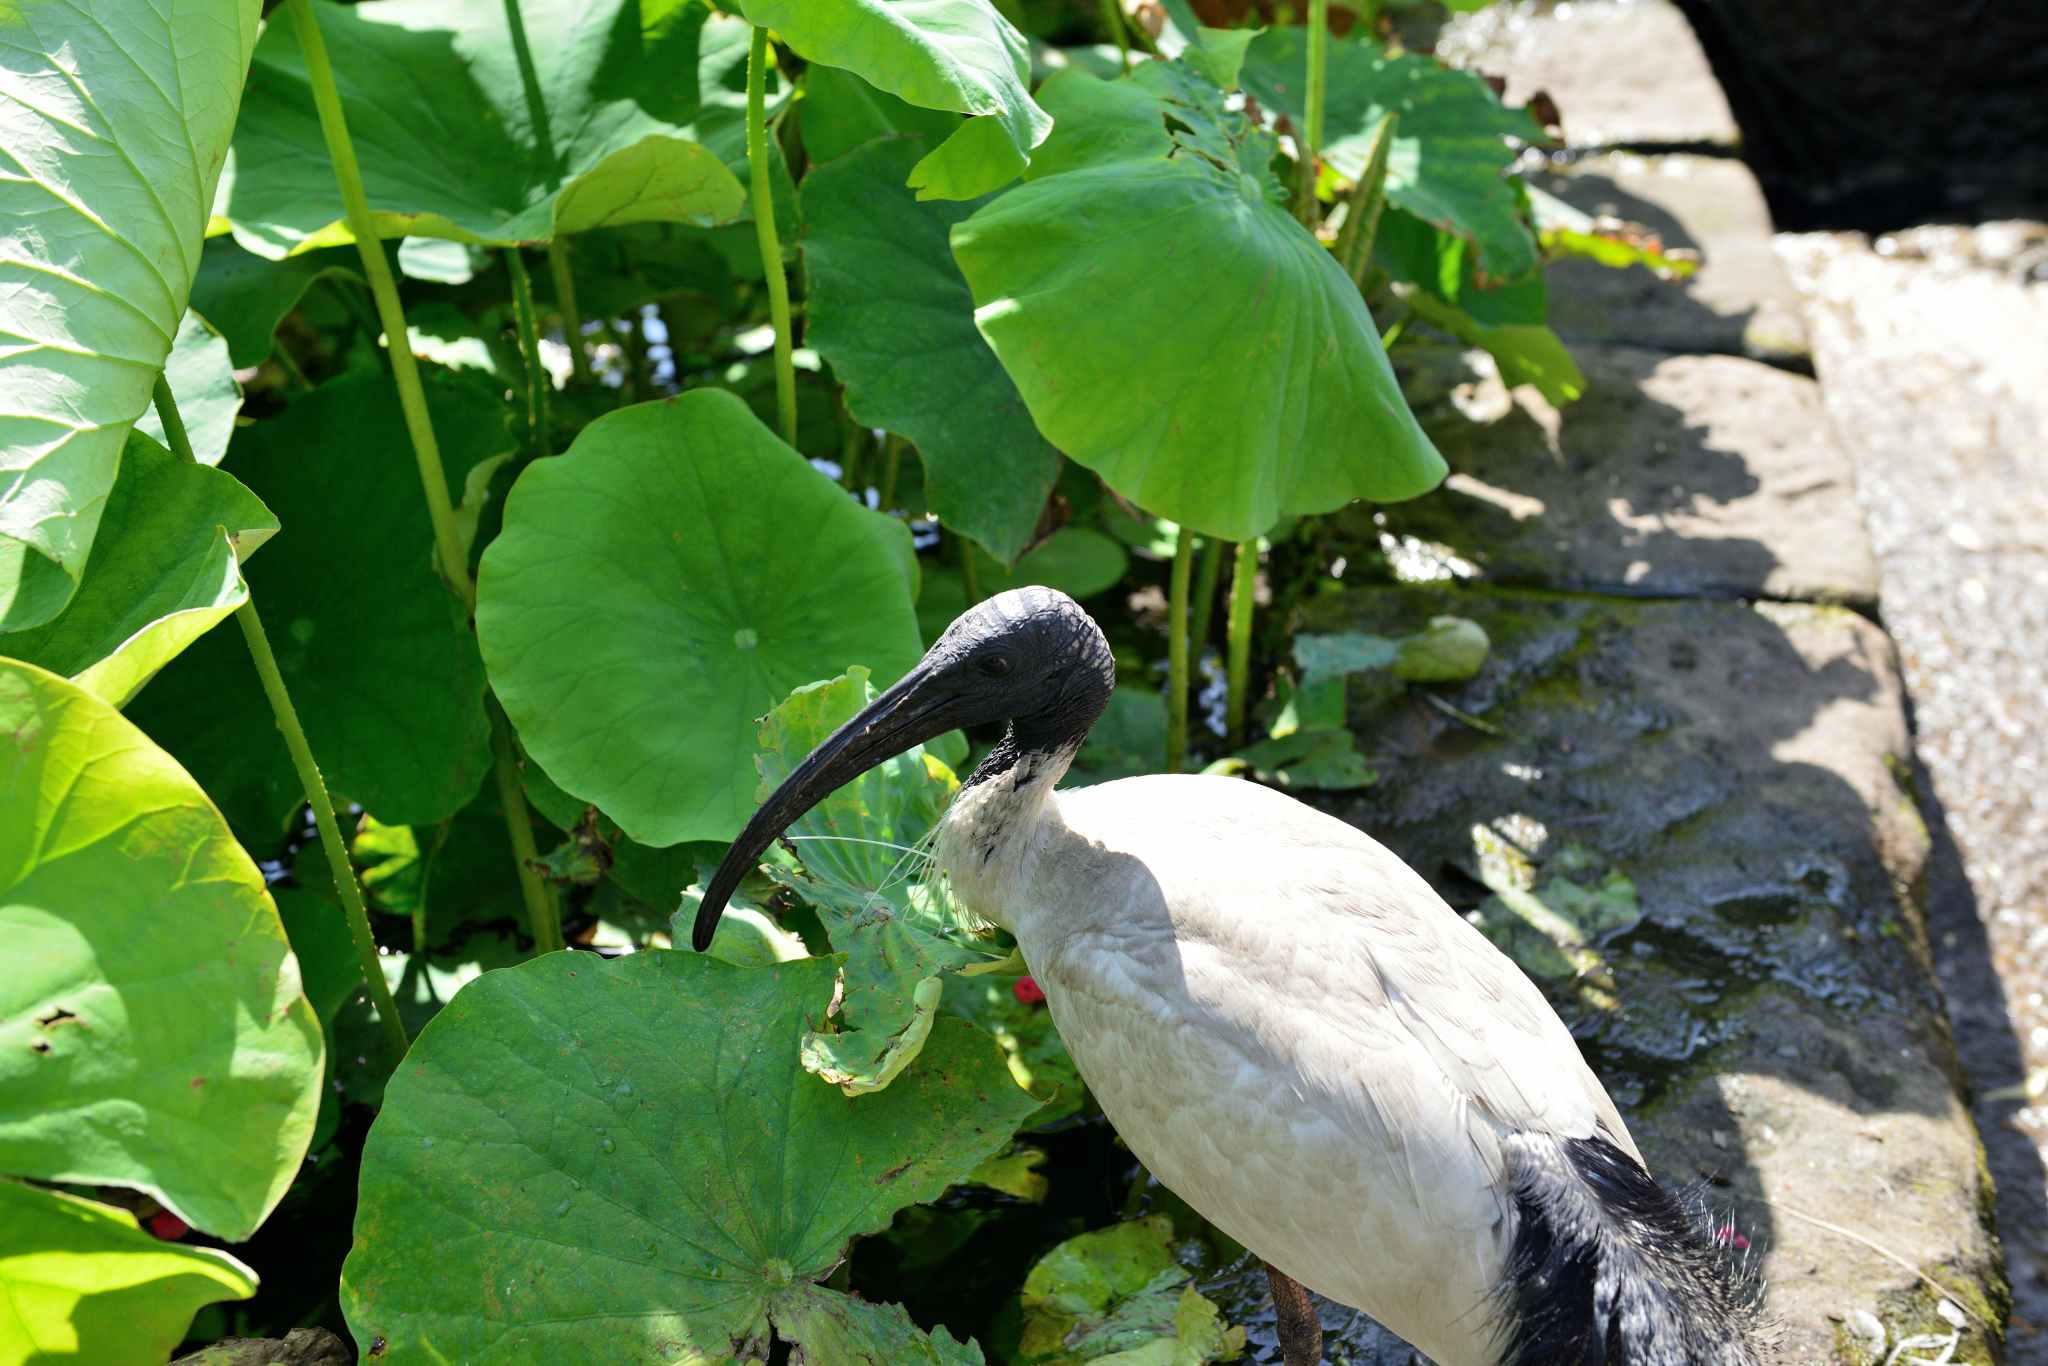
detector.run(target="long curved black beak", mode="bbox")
[692,660,971,952]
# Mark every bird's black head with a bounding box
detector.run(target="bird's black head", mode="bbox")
[690,587,1114,951]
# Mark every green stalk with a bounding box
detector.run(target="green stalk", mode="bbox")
[171,363,408,1056]
[1188,534,1225,679]
[747,26,798,448]
[284,0,472,611]
[1098,0,1131,72]
[960,533,984,606]
[150,374,195,461]
[547,239,592,386]
[1305,0,1329,152]
[1164,525,1194,774]
[1334,110,1399,284]
[284,0,563,959]
[237,599,409,1059]
[1226,539,1259,747]
[489,699,563,954]
[1296,0,1330,229]
[1380,308,1414,350]
[505,248,552,457]
[878,434,905,513]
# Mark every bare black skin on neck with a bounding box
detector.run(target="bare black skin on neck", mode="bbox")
[691,587,1116,951]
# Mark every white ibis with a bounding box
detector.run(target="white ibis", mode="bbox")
[695,587,1758,1366]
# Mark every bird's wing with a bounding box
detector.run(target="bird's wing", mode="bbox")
[1049,777,1638,1164]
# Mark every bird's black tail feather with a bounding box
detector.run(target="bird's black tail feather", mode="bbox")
[1496,1131,1763,1366]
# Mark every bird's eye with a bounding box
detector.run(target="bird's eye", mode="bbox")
[979,655,1012,677]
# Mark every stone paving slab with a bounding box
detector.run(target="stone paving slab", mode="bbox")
[1537,153,1810,363]
[1292,583,2005,1365]
[1358,342,1878,607]
[1436,0,1739,150]
[1780,226,2048,1355]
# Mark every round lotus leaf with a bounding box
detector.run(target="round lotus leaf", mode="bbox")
[0,659,323,1240]
[476,389,923,847]
[952,58,1446,541]
[341,952,1032,1361]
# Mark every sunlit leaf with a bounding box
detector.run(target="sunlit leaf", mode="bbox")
[0,432,275,708]
[752,670,1010,1093]
[940,974,1085,1125]
[803,135,1060,564]
[341,952,1034,1361]
[1239,28,1540,278]
[0,1183,257,1365]
[476,389,923,847]
[0,660,323,1239]
[0,0,261,629]
[1018,1216,1243,1364]
[736,0,1050,200]
[224,0,749,256]
[953,56,1444,540]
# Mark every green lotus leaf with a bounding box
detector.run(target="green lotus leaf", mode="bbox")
[0,432,275,708]
[952,56,1444,541]
[133,312,244,467]
[804,135,1061,564]
[126,370,508,834]
[0,1182,258,1365]
[0,0,260,630]
[187,236,364,367]
[1238,28,1541,279]
[735,0,1049,200]
[224,0,749,256]
[752,670,1010,1094]
[476,388,923,847]
[802,65,963,166]
[0,660,323,1239]
[1018,1215,1243,1364]
[341,951,1034,1361]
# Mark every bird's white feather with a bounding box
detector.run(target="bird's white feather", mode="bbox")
[936,767,1636,1366]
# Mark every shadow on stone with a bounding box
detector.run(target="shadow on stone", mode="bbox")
[1346,341,1877,611]
[1272,584,2005,1364]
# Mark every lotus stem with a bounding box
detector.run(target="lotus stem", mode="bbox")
[879,434,905,513]
[1099,0,1131,72]
[1188,534,1225,688]
[283,0,472,611]
[151,378,405,1049]
[150,374,196,463]
[547,239,592,385]
[489,698,563,954]
[504,248,552,457]
[1305,0,1329,153]
[1335,110,1399,284]
[747,25,798,448]
[233,598,409,1059]
[1165,525,1195,773]
[1226,539,1259,747]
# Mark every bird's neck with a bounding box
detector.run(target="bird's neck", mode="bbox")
[933,740,1077,930]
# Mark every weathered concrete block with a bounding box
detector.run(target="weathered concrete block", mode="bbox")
[1538,153,1810,363]
[1437,0,1738,150]
[1359,342,1878,608]
[1292,584,2006,1365]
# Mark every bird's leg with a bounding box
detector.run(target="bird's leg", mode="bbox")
[1263,1262,1323,1366]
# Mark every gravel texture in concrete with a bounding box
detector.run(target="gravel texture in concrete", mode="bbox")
[1781,225,2048,1356]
